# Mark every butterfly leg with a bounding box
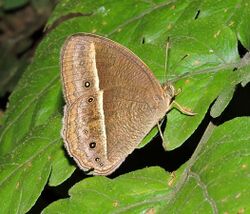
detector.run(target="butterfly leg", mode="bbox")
[157,122,166,144]
[170,87,196,115]
[168,171,176,187]
[170,100,196,116]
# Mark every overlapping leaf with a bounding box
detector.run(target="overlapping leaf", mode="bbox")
[43,117,250,213]
[0,115,62,213]
[0,0,249,212]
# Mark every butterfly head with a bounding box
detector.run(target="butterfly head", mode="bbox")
[162,82,175,100]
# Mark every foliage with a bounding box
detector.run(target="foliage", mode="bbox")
[0,0,249,213]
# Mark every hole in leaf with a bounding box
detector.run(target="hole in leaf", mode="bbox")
[180,54,189,61]
[194,10,200,19]
[141,37,145,44]
[237,40,248,58]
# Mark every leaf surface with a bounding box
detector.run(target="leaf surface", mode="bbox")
[0,1,249,212]
[0,116,62,213]
[44,117,250,213]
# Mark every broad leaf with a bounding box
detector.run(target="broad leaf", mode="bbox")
[0,115,62,213]
[0,0,249,212]
[165,117,250,213]
[43,117,250,213]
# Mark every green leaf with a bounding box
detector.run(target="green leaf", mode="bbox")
[0,0,249,212]
[0,52,28,97]
[1,0,248,157]
[49,142,75,186]
[165,117,250,213]
[210,63,250,118]
[43,117,250,213]
[47,0,249,151]
[43,167,175,213]
[0,115,61,213]
[210,86,235,118]
[238,53,250,87]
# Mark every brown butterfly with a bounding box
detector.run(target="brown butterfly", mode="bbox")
[61,33,193,175]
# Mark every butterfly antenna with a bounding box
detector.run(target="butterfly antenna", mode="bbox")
[164,37,170,82]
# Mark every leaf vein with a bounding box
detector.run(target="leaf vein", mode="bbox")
[189,170,218,214]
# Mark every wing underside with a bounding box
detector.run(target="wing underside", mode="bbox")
[61,33,169,175]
